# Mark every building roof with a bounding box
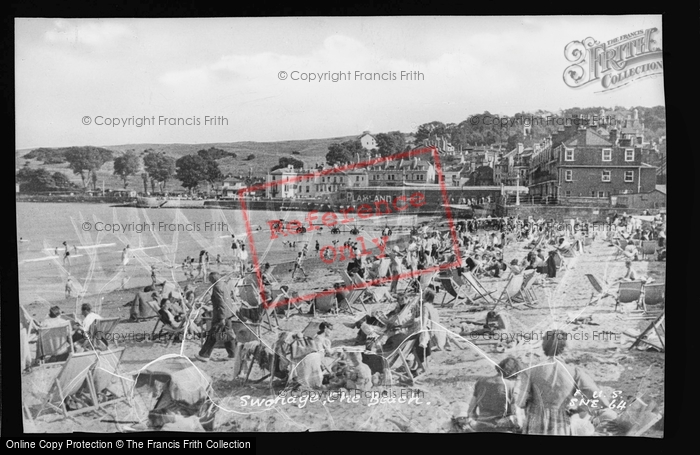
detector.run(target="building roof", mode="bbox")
[564,128,613,147]
[655,184,666,195]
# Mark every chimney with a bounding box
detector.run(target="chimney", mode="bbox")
[609,128,618,146]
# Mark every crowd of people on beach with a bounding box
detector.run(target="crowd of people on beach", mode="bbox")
[24,208,665,435]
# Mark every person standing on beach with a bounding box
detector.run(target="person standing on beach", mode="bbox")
[195,272,236,362]
[238,244,249,277]
[65,276,74,299]
[121,245,131,266]
[291,251,308,280]
[62,241,71,266]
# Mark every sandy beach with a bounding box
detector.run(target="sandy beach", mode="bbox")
[21,231,665,436]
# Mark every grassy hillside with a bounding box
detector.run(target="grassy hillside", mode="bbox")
[15,136,355,193]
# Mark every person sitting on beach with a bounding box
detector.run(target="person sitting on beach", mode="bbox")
[619,260,648,283]
[344,351,373,391]
[485,257,506,278]
[466,356,523,433]
[71,303,103,348]
[41,306,71,329]
[158,298,184,328]
[623,242,640,261]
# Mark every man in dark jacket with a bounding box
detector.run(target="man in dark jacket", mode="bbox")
[195,272,236,361]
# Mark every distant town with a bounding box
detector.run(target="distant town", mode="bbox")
[16,107,666,212]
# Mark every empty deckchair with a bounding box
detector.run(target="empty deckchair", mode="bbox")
[493,273,525,309]
[616,281,644,312]
[462,271,497,305]
[33,351,100,419]
[642,283,665,313]
[339,271,372,309]
[405,269,438,295]
[351,272,392,305]
[89,317,121,349]
[627,311,665,352]
[35,324,74,364]
[91,347,130,409]
[512,270,539,306]
[585,274,616,306]
[641,241,657,260]
[267,287,301,318]
[613,245,627,261]
[438,271,471,307]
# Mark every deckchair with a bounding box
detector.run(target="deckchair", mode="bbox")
[493,273,525,309]
[585,274,616,306]
[627,311,665,352]
[91,347,130,410]
[35,324,74,364]
[641,241,657,260]
[267,287,301,318]
[512,270,539,306]
[613,245,627,261]
[618,239,629,251]
[152,312,187,348]
[583,236,593,247]
[438,271,471,307]
[377,330,424,386]
[238,283,279,332]
[33,351,100,419]
[405,269,438,295]
[462,271,497,305]
[89,317,121,349]
[338,271,373,310]
[616,281,644,312]
[351,272,392,305]
[312,292,339,317]
[641,283,665,313]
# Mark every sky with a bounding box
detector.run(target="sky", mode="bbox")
[15,16,665,150]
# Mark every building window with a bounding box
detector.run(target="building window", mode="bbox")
[564,148,574,161]
[564,170,573,181]
[602,148,612,161]
[602,170,611,182]
[624,170,634,182]
[306,186,309,193]
[591,191,596,197]
[565,191,571,197]
[625,149,635,162]
[598,191,605,198]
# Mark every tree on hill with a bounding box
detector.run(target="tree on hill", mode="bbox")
[64,146,113,191]
[326,140,363,166]
[143,150,176,193]
[16,167,75,192]
[52,172,73,188]
[175,154,209,193]
[375,131,406,157]
[113,150,141,189]
[414,121,447,144]
[203,157,224,194]
[270,156,305,172]
[197,147,236,161]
